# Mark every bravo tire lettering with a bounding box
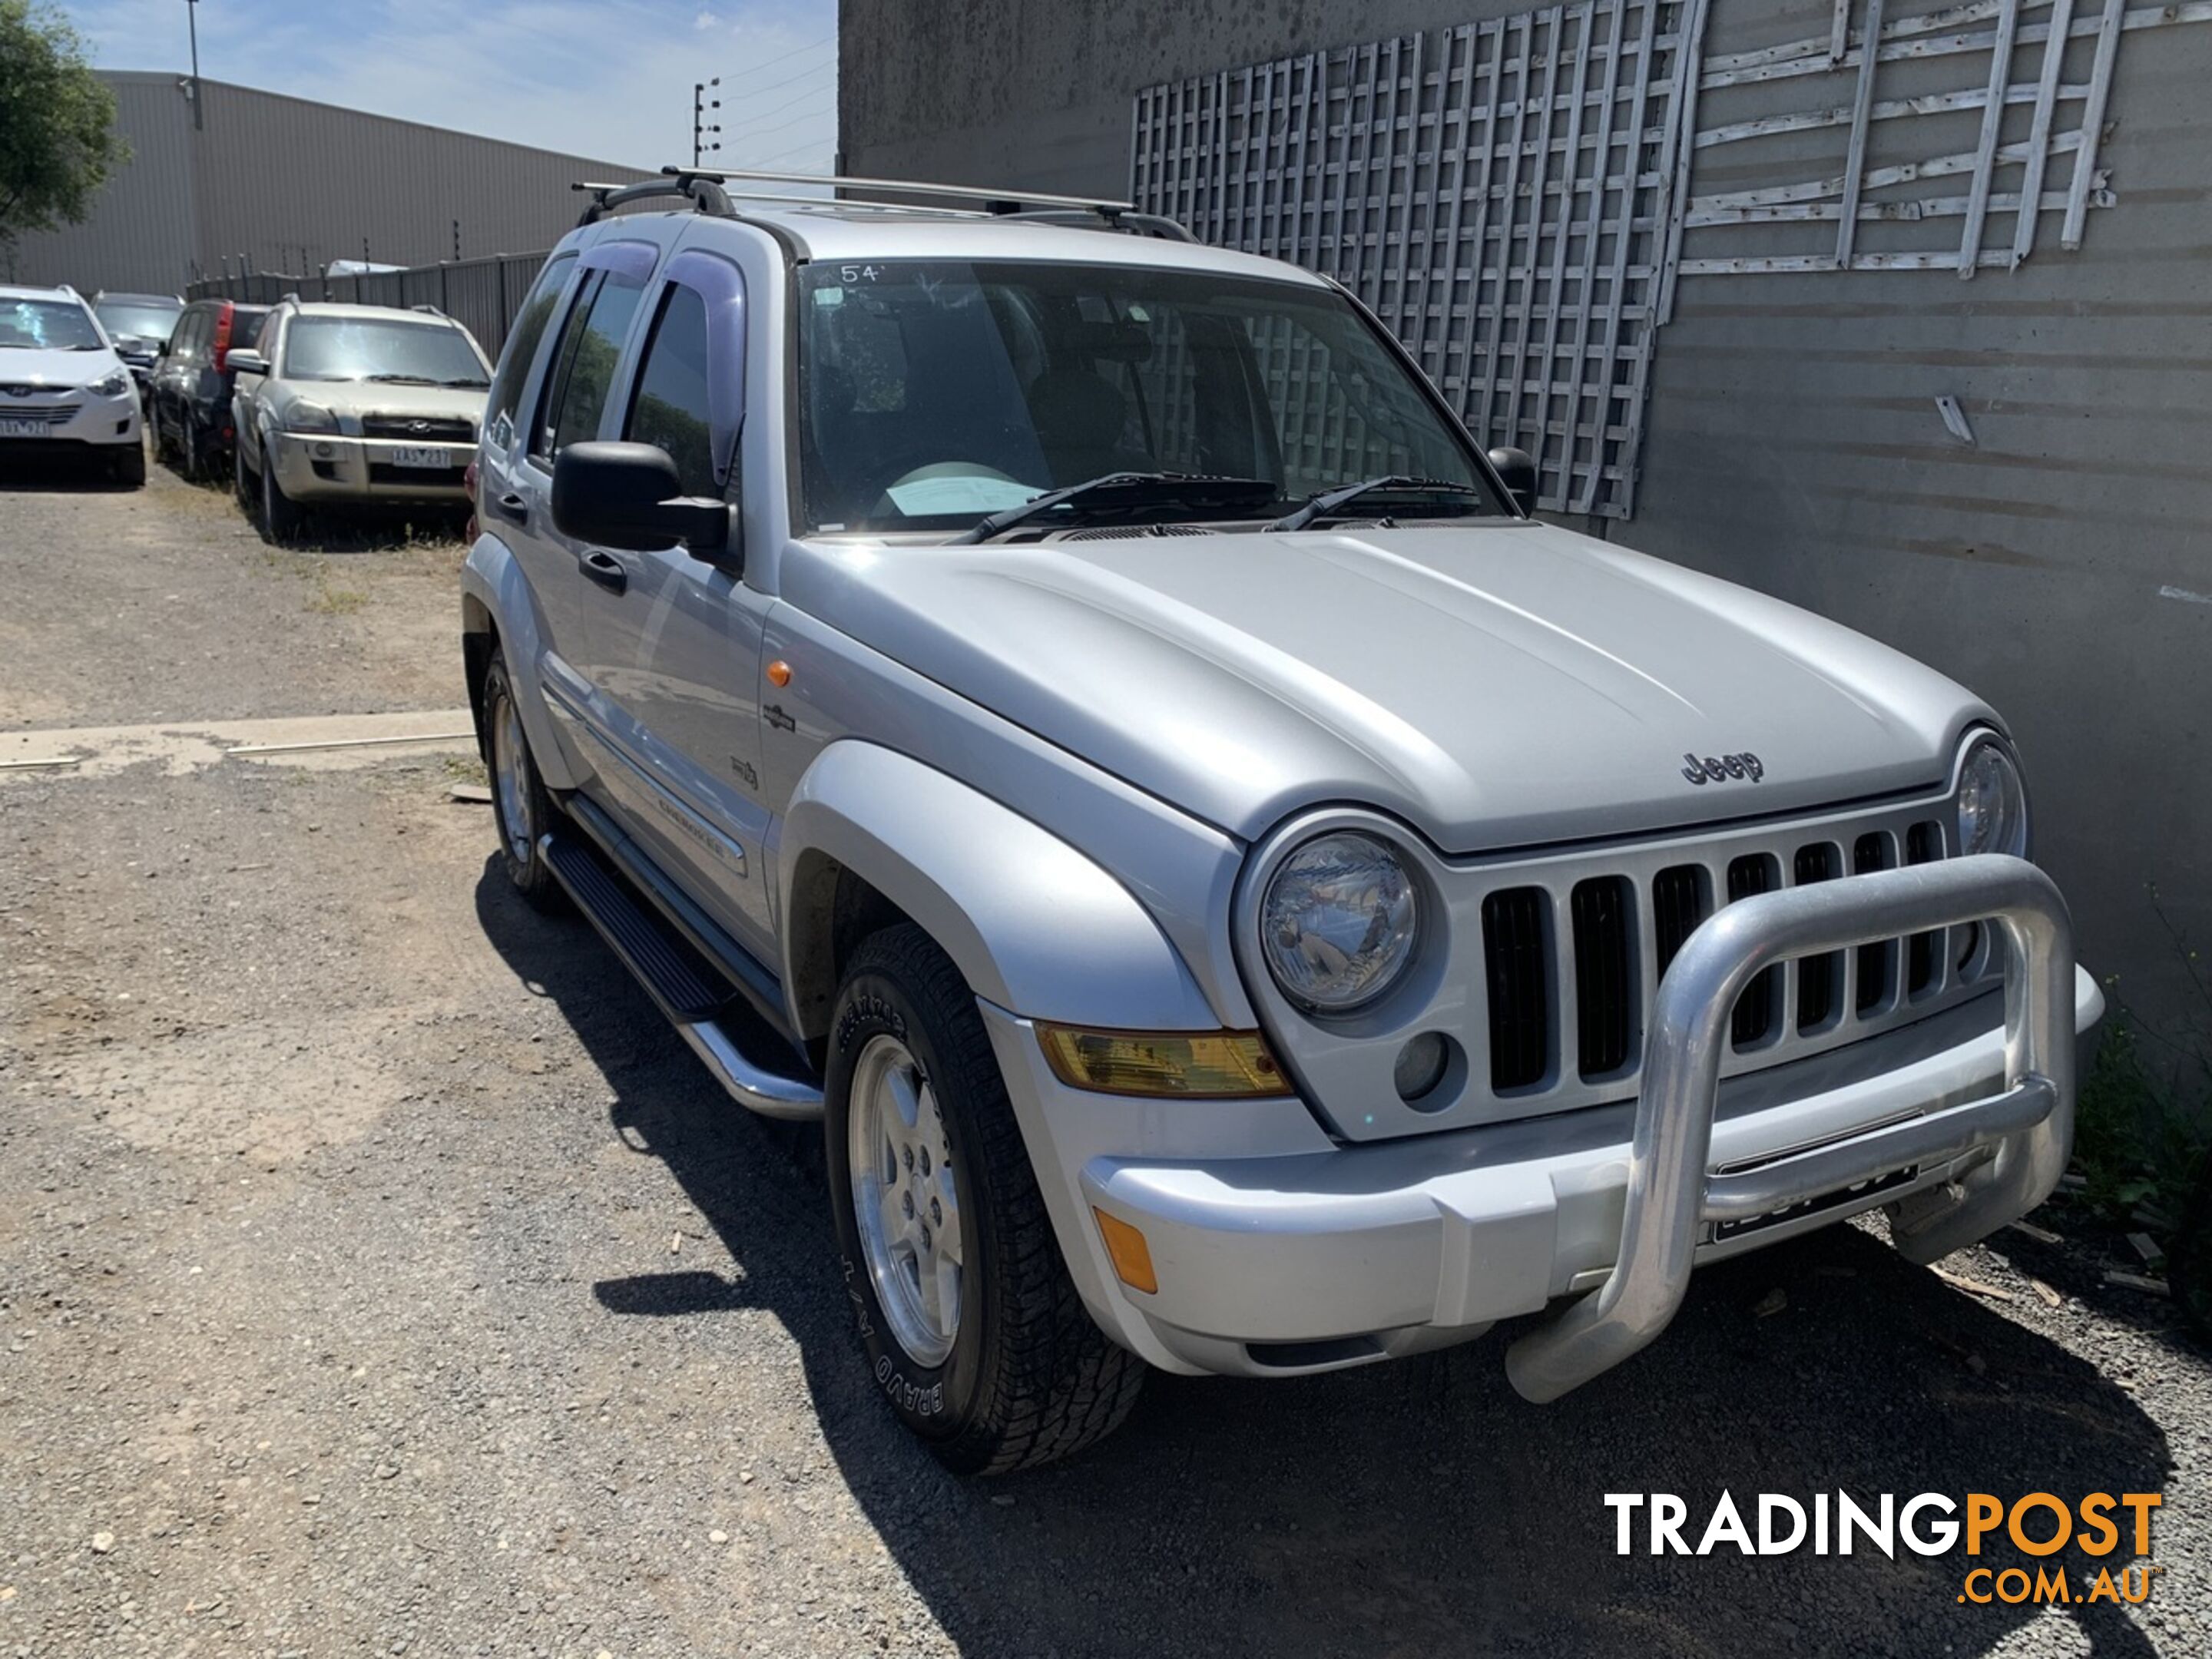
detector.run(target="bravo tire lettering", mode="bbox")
[834,992,907,1055]
[1681,750,1765,786]
[874,1353,945,1416]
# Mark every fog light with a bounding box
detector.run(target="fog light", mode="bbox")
[313,442,336,459]
[1094,1207,1158,1295]
[1393,1031,1452,1104]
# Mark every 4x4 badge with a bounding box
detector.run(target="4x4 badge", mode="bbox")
[1682,751,1763,786]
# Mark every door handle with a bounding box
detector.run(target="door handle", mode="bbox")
[488,491,529,525]
[579,550,628,594]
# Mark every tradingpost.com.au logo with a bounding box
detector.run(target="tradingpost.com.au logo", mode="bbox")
[1606,1491,2164,1605]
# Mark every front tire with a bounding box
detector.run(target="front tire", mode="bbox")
[260,443,303,543]
[825,924,1144,1474]
[175,413,204,482]
[110,444,146,488]
[482,650,564,910]
[233,432,255,511]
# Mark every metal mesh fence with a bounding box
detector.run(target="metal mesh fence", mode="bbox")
[1132,2,1710,519]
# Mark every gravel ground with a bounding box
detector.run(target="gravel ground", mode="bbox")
[1,452,2206,1657]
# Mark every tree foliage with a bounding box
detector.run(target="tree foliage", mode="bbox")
[0,1,127,250]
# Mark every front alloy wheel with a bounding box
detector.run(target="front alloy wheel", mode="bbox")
[824,924,1144,1474]
[848,1032,965,1367]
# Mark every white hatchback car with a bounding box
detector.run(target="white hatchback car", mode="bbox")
[0,283,145,486]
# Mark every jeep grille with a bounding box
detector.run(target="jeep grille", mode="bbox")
[1478,814,1984,1105]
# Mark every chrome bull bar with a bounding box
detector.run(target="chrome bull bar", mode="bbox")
[1505,853,2074,1404]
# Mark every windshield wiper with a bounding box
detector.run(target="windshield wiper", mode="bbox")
[952,471,1277,545]
[1266,474,1489,533]
[362,373,439,384]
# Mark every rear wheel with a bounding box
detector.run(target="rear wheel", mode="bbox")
[825,924,1144,1474]
[483,650,563,910]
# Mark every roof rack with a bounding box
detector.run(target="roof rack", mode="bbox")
[994,207,1196,243]
[572,174,733,226]
[572,167,1193,241]
[663,165,1143,227]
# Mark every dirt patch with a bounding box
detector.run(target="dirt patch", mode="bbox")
[0,455,465,729]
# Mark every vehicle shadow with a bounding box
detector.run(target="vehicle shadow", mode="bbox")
[0,451,141,492]
[474,863,2179,1659]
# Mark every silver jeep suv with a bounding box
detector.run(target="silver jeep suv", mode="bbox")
[229,299,491,541]
[461,170,2099,1473]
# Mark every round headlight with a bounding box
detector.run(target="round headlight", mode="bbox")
[1957,738,2028,857]
[1260,831,1419,1012]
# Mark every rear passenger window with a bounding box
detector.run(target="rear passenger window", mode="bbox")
[535,271,646,460]
[624,285,717,498]
[485,251,575,448]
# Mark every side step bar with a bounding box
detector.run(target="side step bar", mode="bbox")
[538,826,824,1122]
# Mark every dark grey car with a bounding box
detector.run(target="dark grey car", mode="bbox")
[147,298,270,479]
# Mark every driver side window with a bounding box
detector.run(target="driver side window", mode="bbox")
[623,284,717,499]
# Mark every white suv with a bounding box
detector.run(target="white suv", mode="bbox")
[0,283,145,486]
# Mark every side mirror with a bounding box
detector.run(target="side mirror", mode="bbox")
[1488,446,1537,515]
[225,349,268,376]
[551,441,736,565]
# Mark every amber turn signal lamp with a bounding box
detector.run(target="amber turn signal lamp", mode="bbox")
[1093,1207,1158,1295]
[1036,1025,1292,1098]
[766,659,793,687]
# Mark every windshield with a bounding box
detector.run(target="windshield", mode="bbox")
[282,316,489,386]
[0,299,106,352]
[796,260,1498,533]
[94,300,180,343]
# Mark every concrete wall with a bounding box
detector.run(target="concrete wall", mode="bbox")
[838,0,1506,195]
[839,0,2212,1050]
[6,72,646,294]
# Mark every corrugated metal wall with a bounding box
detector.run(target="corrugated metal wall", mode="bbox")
[3,75,198,292]
[7,72,645,293]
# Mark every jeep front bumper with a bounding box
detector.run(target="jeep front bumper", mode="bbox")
[988,856,2098,1386]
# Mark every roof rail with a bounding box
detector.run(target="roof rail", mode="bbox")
[997,207,1197,243]
[665,165,1136,224]
[572,174,733,227]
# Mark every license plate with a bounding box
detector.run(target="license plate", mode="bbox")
[0,419,48,438]
[389,445,450,469]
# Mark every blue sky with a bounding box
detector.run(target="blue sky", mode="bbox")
[56,0,838,171]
